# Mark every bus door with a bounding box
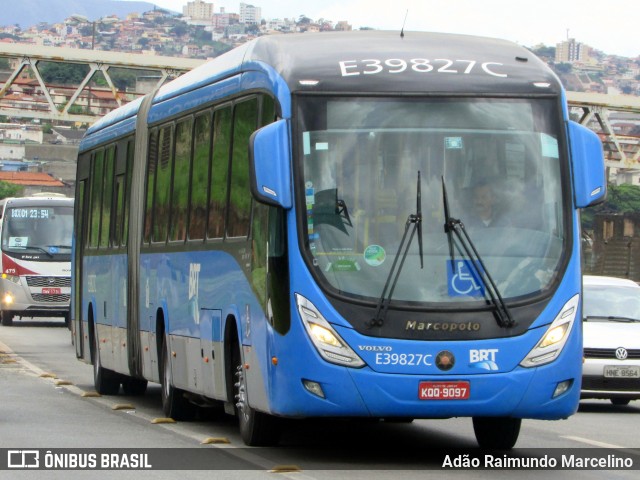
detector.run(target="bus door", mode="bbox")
[199,308,223,398]
[74,157,91,358]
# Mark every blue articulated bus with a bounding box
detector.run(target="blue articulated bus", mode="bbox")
[73,31,605,448]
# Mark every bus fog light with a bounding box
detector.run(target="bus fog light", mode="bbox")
[553,379,573,398]
[303,380,325,398]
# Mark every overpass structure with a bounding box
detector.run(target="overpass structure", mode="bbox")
[567,91,640,172]
[0,43,639,169]
[0,43,204,124]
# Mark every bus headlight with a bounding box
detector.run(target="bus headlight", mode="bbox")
[520,294,579,368]
[2,292,15,306]
[2,273,21,284]
[296,293,365,368]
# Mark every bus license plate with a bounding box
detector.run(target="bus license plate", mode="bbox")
[419,381,470,400]
[42,288,61,295]
[604,366,640,378]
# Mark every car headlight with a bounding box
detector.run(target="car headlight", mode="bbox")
[520,294,579,368]
[296,293,365,368]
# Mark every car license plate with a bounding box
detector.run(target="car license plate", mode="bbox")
[419,381,470,400]
[604,366,640,378]
[42,288,61,295]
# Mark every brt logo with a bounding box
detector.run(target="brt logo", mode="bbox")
[469,349,498,362]
[188,263,201,300]
[469,349,499,371]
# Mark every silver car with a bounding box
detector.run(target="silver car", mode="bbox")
[582,275,640,405]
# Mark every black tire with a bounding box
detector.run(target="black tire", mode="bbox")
[122,377,148,396]
[233,345,281,446]
[91,327,121,395]
[64,313,71,330]
[160,336,195,420]
[473,417,521,450]
[1,310,14,326]
[610,398,631,406]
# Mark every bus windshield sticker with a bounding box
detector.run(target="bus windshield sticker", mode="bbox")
[447,259,485,297]
[363,245,386,267]
[315,142,329,151]
[303,131,311,155]
[541,133,559,158]
[445,137,464,149]
[9,237,28,248]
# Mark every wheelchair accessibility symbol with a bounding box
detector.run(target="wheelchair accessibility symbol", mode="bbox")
[447,260,485,297]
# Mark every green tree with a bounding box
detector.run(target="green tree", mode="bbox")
[0,181,22,199]
[39,62,89,85]
[582,183,640,229]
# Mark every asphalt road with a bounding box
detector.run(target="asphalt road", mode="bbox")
[1,318,639,479]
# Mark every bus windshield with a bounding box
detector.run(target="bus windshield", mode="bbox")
[298,97,567,305]
[1,206,74,257]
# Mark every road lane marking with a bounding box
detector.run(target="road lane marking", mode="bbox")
[561,435,623,448]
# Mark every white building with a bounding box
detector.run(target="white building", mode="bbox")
[240,3,262,25]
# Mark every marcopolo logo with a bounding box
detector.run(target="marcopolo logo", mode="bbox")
[405,320,481,332]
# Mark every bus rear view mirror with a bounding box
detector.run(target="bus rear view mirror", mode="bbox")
[249,119,292,209]
[568,121,606,208]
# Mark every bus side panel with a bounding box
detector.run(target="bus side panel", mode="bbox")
[84,252,127,373]
[139,248,271,408]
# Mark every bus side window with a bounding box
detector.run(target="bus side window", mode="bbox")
[189,112,212,241]
[208,106,231,240]
[170,118,193,243]
[153,125,174,244]
[144,129,159,245]
[227,97,258,238]
[89,149,105,249]
[100,145,115,249]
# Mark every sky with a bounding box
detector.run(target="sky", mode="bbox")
[124,0,639,58]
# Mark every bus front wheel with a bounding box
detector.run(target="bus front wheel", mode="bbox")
[232,346,281,446]
[1,311,13,326]
[472,417,521,449]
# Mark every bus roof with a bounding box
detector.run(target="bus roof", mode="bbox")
[83,31,561,144]
[0,196,73,209]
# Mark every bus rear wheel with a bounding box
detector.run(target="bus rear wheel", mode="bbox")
[160,336,195,420]
[472,417,521,449]
[233,347,281,446]
[91,328,121,395]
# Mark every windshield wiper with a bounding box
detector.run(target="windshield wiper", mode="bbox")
[584,315,640,323]
[441,177,515,328]
[46,244,72,250]
[369,171,423,328]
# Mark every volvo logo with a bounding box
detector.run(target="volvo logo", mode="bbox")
[435,350,455,371]
[615,347,628,360]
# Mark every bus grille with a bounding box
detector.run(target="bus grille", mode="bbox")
[26,276,71,288]
[583,348,640,359]
[31,294,70,303]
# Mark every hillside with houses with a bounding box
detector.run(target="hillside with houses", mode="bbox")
[0,1,638,196]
